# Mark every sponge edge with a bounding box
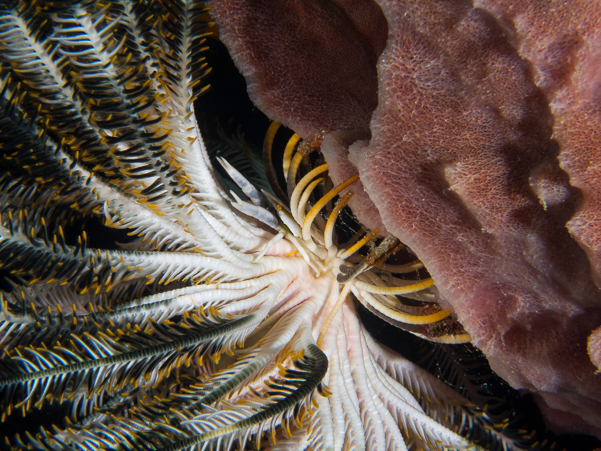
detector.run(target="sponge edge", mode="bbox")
[321,130,387,234]
[209,0,387,138]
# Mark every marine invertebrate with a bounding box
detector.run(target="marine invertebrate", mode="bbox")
[210,0,601,438]
[0,1,528,450]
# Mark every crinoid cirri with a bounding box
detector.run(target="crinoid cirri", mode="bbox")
[0,1,558,450]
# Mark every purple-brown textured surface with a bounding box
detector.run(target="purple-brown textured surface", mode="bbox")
[210,0,601,437]
[211,0,387,137]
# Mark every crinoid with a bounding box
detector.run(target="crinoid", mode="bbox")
[0,1,533,450]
